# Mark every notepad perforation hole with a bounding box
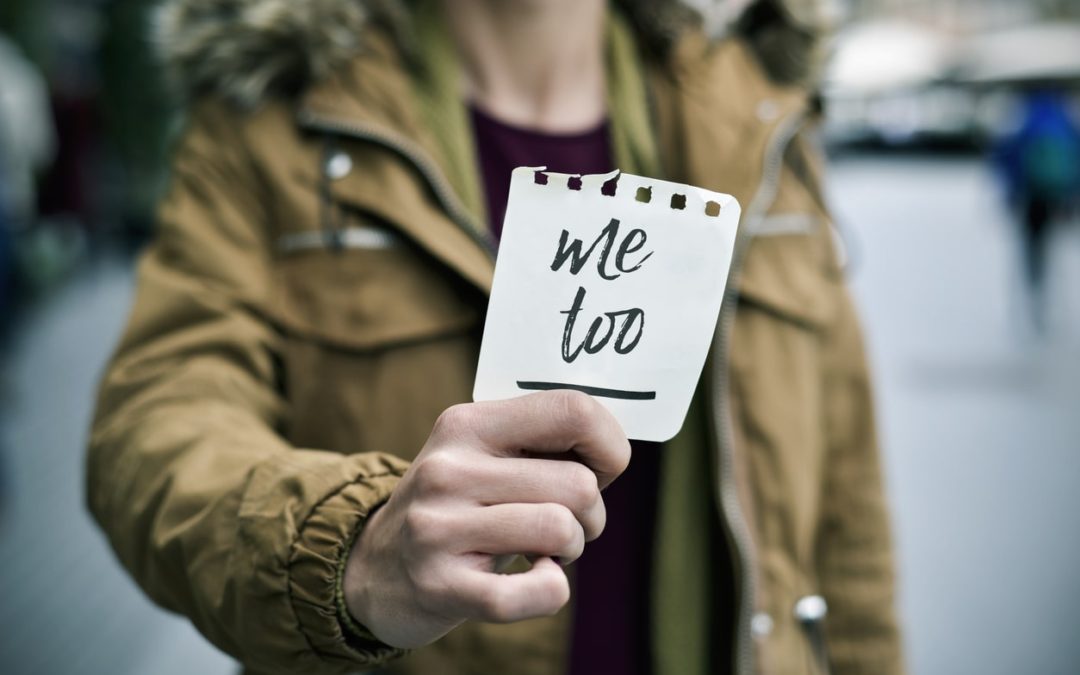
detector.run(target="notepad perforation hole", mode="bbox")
[601,176,619,197]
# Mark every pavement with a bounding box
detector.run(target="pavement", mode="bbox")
[829,153,1080,675]
[0,246,235,674]
[1,152,1078,674]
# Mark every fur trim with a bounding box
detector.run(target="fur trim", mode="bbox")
[154,0,822,107]
[737,0,828,85]
[154,0,370,107]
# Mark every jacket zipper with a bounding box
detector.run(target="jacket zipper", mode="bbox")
[715,108,807,675]
[296,111,498,260]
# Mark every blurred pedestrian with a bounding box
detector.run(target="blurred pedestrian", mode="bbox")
[995,89,1080,332]
[87,2,904,675]
[0,32,55,319]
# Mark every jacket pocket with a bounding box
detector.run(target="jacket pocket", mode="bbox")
[271,223,482,351]
[268,219,485,456]
[736,214,841,330]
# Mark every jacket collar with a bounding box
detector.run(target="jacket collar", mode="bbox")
[650,32,809,207]
[296,28,498,293]
[155,0,822,108]
[293,25,810,296]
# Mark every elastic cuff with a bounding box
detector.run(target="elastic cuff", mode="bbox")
[288,455,409,669]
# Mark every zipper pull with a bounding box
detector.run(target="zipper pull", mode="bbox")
[320,140,349,253]
[794,594,830,675]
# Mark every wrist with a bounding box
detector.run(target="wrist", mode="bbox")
[340,501,388,634]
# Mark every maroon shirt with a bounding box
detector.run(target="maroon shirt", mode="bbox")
[471,105,661,675]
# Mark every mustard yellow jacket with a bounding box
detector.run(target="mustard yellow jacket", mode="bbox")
[88,4,903,674]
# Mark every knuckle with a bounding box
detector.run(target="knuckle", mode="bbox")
[606,434,632,478]
[477,584,514,623]
[587,505,607,542]
[413,451,464,495]
[538,504,578,549]
[412,566,449,604]
[432,403,477,438]
[614,442,631,476]
[551,389,598,434]
[402,505,444,547]
[539,573,571,614]
[566,463,600,510]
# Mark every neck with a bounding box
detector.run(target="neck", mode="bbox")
[440,0,607,133]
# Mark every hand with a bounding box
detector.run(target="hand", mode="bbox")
[342,390,631,649]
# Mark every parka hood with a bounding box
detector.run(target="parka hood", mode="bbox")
[154,0,828,108]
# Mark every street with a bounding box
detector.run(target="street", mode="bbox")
[1,152,1078,674]
[830,152,1080,675]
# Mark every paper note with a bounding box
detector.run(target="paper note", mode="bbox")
[474,167,741,442]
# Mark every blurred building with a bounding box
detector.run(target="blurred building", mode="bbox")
[821,0,1080,148]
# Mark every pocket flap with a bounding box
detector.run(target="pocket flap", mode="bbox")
[271,239,481,351]
[736,217,841,329]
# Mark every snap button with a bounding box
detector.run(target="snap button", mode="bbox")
[793,595,828,624]
[324,150,353,180]
[751,611,774,638]
[756,98,781,122]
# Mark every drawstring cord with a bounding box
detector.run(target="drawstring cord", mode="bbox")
[320,138,345,253]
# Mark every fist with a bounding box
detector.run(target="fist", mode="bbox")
[342,390,631,648]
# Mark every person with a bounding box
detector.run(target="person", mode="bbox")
[0,32,56,319]
[994,89,1080,332]
[87,1,904,674]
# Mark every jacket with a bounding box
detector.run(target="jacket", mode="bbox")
[87,2,904,674]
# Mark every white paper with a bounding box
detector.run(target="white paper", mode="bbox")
[474,167,741,442]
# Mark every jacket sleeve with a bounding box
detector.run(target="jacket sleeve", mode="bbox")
[86,100,409,674]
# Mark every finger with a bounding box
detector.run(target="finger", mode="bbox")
[451,503,585,563]
[406,451,605,540]
[452,556,570,623]
[445,390,630,488]
[463,456,606,541]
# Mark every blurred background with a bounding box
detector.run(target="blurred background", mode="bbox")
[0,0,1078,673]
